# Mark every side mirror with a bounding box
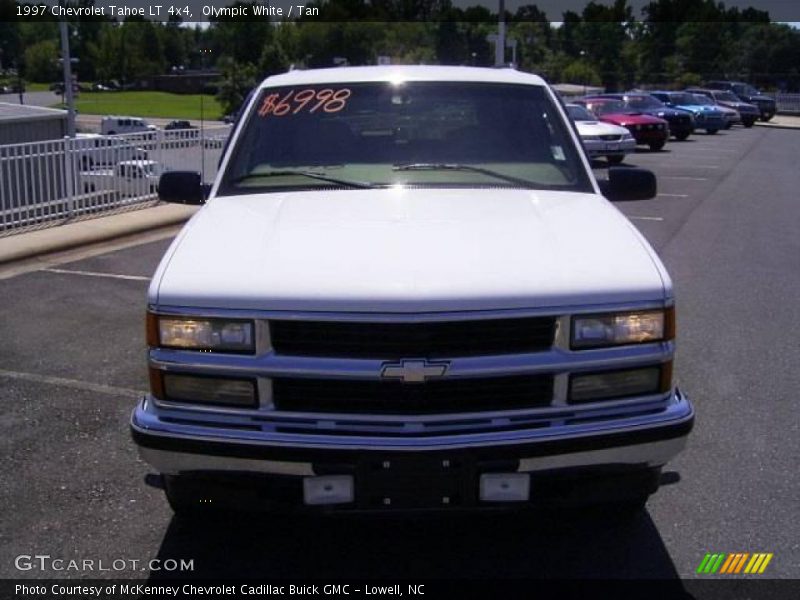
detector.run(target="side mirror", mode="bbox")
[599,167,657,201]
[158,171,207,205]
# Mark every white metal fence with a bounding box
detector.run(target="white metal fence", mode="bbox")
[0,125,232,235]
[775,93,800,114]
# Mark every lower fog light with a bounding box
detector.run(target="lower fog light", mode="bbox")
[479,473,530,502]
[303,475,354,505]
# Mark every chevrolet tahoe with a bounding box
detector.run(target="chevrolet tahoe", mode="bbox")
[132,66,694,515]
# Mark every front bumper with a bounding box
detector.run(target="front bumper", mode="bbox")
[131,389,693,509]
[583,138,637,158]
[628,128,668,145]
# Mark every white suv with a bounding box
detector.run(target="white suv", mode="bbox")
[133,66,693,515]
[100,116,156,136]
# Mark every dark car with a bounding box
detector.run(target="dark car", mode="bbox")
[686,88,760,128]
[650,91,726,134]
[705,81,776,122]
[164,120,195,131]
[596,93,694,141]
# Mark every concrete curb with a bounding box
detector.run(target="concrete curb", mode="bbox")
[755,115,800,130]
[0,203,197,266]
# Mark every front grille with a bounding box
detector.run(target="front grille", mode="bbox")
[272,374,554,414]
[269,317,556,358]
[600,134,621,141]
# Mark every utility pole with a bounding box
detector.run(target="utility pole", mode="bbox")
[59,17,76,137]
[495,0,506,66]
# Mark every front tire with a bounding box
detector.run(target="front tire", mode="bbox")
[760,114,773,122]
[706,128,718,134]
[675,131,690,141]
[649,140,666,151]
[606,155,624,165]
[743,119,755,128]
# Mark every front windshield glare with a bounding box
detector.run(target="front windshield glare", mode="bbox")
[670,93,697,105]
[567,105,594,121]
[627,96,662,109]
[218,82,592,195]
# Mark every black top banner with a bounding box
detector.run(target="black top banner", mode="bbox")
[3,0,800,22]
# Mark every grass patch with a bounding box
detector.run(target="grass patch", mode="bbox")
[64,91,223,120]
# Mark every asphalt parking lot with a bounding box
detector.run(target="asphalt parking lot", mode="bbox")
[0,125,798,583]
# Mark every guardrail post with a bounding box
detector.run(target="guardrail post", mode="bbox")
[63,136,76,218]
[157,127,164,176]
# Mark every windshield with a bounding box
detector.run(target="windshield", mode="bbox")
[586,99,626,115]
[690,94,714,106]
[714,91,739,102]
[626,96,663,110]
[733,84,759,96]
[668,93,697,105]
[218,82,592,195]
[566,104,595,121]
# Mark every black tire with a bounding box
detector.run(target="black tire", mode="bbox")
[648,140,666,151]
[743,119,755,128]
[108,130,116,135]
[675,131,690,141]
[724,122,733,130]
[760,114,773,122]
[606,155,624,165]
[706,128,718,135]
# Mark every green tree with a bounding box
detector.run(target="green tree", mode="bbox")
[562,59,602,87]
[216,56,258,115]
[24,39,59,82]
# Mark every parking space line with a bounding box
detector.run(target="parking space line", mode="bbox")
[0,368,144,398]
[629,216,665,222]
[658,193,689,198]
[42,268,150,282]
[661,176,709,181]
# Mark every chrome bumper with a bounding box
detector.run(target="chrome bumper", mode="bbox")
[131,389,693,476]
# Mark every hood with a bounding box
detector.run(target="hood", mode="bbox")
[730,101,759,112]
[152,189,668,312]
[640,107,685,119]
[601,112,665,125]
[575,120,630,136]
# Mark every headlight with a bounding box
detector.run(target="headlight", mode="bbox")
[571,308,673,349]
[622,132,635,140]
[147,313,255,353]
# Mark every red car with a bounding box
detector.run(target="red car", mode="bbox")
[575,97,669,151]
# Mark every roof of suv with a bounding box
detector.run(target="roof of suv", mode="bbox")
[259,66,547,89]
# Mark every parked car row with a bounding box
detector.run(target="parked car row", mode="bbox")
[567,83,764,164]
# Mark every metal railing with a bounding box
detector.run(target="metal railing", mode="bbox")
[775,93,800,115]
[0,125,231,235]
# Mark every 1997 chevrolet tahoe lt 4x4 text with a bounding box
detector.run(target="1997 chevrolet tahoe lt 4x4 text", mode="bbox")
[132,66,694,515]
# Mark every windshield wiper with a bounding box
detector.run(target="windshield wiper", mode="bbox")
[393,163,537,187]
[233,170,374,189]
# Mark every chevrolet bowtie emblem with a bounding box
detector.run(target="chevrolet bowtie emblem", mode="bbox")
[380,359,449,383]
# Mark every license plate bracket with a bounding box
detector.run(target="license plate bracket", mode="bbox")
[356,454,474,509]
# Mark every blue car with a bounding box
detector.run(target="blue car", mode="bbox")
[650,91,727,134]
